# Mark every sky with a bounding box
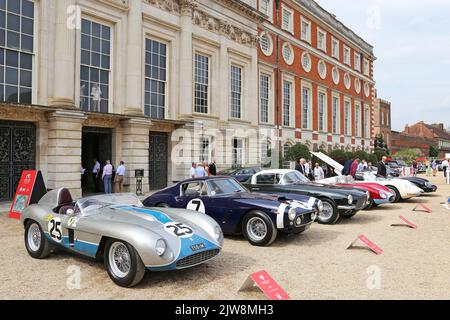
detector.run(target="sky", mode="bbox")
[315,0,450,131]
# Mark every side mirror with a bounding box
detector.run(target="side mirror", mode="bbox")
[66,209,75,216]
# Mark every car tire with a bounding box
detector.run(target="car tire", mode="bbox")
[156,202,170,208]
[25,220,52,259]
[242,211,277,247]
[317,199,340,225]
[365,197,374,210]
[386,186,400,203]
[104,239,145,288]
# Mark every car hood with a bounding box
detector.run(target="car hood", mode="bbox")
[281,182,366,198]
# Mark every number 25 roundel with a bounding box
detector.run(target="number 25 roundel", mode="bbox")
[187,198,205,213]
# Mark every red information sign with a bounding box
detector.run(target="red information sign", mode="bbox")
[347,234,383,255]
[9,170,46,219]
[413,203,432,213]
[391,215,417,229]
[239,270,289,300]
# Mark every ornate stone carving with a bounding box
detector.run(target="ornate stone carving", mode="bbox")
[144,0,180,14]
[193,9,258,47]
[0,106,46,122]
[98,0,129,11]
[179,0,196,15]
[84,116,120,128]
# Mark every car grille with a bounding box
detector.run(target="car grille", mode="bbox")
[356,197,367,210]
[176,249,220,269]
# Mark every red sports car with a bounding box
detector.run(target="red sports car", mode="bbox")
[336,182,395,210]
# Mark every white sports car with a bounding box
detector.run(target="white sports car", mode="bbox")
[311,152,423,202]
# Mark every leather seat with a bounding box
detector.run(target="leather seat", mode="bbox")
[59,205,74,215]
[58,188,73,206]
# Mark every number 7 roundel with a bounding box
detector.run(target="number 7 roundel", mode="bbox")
[187,198,206,213]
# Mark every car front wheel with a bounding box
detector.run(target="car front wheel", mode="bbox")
[317,199,340,224]
[25,220,51,259]
[386,186,400,203]
[242,211,277,246]
[104,239,145,288]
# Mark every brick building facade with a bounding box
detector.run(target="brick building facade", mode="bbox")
[373,97,391,149]
[256,0,376,159]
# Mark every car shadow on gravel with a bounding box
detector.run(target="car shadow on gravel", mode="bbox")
[134,250,256,289]
[335,213,384,225]
[270,228,343,248]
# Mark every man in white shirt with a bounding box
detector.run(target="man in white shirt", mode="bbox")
[92,158,100,192]
[102,160,113,194]
[114,161,126,193]
[189,162,197,179]
[194,163,206,178]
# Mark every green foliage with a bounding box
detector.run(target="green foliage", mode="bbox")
[374,149,389,162]
[286,143,311,162]
[331,149,347,164]
[368,153,378,166]
[354,150,370,161]
[429,145,439,157]
[392,148,422,162]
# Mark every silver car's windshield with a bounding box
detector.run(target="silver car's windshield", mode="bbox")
[280,171,310,185]
[76,193,143,216]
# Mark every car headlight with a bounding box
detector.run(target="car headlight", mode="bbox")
[214,225,223,242]
[288,207,297,221]
[317,200,324,213]
[379,191,387,199]
[310,212,317,222]
[425,182,432,187]
[347,195,353,205]
[155,239,166,256]
[365,191,370,199]
[295,216,303,226]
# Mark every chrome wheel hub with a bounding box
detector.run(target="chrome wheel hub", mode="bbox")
[28,223,41,251]
[247,217,267,241]
[109,242,131,278]
[320,202,333,220]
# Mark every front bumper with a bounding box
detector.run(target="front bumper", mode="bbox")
[373,196,394,205]
[337,205,355,210]
[280,211,314,233]
[421,185,437,193]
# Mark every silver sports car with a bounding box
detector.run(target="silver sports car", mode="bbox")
[20,188,223,287]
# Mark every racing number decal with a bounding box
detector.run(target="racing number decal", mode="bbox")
[187,198,205,213]
[47,217,62,242]
[164,222,194,238]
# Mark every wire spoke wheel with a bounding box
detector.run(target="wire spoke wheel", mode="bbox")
[27,223,41,252]
[109,242,131,278]
[246,217,268,241]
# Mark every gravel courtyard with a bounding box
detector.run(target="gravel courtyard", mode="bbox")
[1,174,449,300]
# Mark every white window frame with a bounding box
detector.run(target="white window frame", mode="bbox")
[354,52,361,72]
[282,76,295,128]
[259,0,273,22]
[232,138,244,168]
[301,81,313,130]
[332,93,340,134]
[317,28,327,52]
[199,136,211,162]
[300,16,312,44]
[282,42,294,65]
[343,45,351,66]
[331,37,340,60]
[259,72,272,124]
[193,51,211,114]
[344,97,352,136]
[363,58,370,76]
[281,5,294,34]
[318,88,327,133]
[230,63,243,119]
[364,104,370,138]
[355,101,362,137]
[259,31,273,56]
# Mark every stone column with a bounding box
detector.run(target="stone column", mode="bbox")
[51,0,76,107]
[124,0,144,115]
[178,0,196,117]
[36,121,49,184]
[120,118,152,194]
[47,110,86,199]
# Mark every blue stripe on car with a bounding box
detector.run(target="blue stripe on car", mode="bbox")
[117,206,220,271]
[44,233,99,256]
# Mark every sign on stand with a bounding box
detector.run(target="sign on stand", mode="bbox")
[9,170,46,220]
[239,270,289,300]
[391,216,417,229]
[412,203,432,213]
[346,234,384,255]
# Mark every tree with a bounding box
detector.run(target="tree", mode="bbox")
[392,148,421,162]
[354,150,370,161]
[374,134,389,154]
[429,145,439,157]
[286,143,310,162]
[331,149,347,165]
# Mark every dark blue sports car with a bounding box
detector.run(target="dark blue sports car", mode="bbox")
[143,177,322,246]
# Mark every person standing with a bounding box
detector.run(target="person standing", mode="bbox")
[314,163,325,181]
[358,159,368,172]
[203,160,210,176]
[80,162,87,190]
[412,160,418,177]
[102,160,113,194]
[208,160,217,176]
[350,159,360,178]
[296,158,307,177]
[378,156,388,178]
[432,160,437,177]
[114,161,126,193]
[189,162,197,178]
[92,158,100,192]
[194,162,207,178]
[442,158,449,179]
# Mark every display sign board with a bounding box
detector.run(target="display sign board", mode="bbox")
[391,215,417,229]
[239,270,289,300]
[9,170,46,220]
[347,234,384,255]
[413,203,432,213]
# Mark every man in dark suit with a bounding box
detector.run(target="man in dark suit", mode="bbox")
[295,158,307,177]
[378,156,388,178]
